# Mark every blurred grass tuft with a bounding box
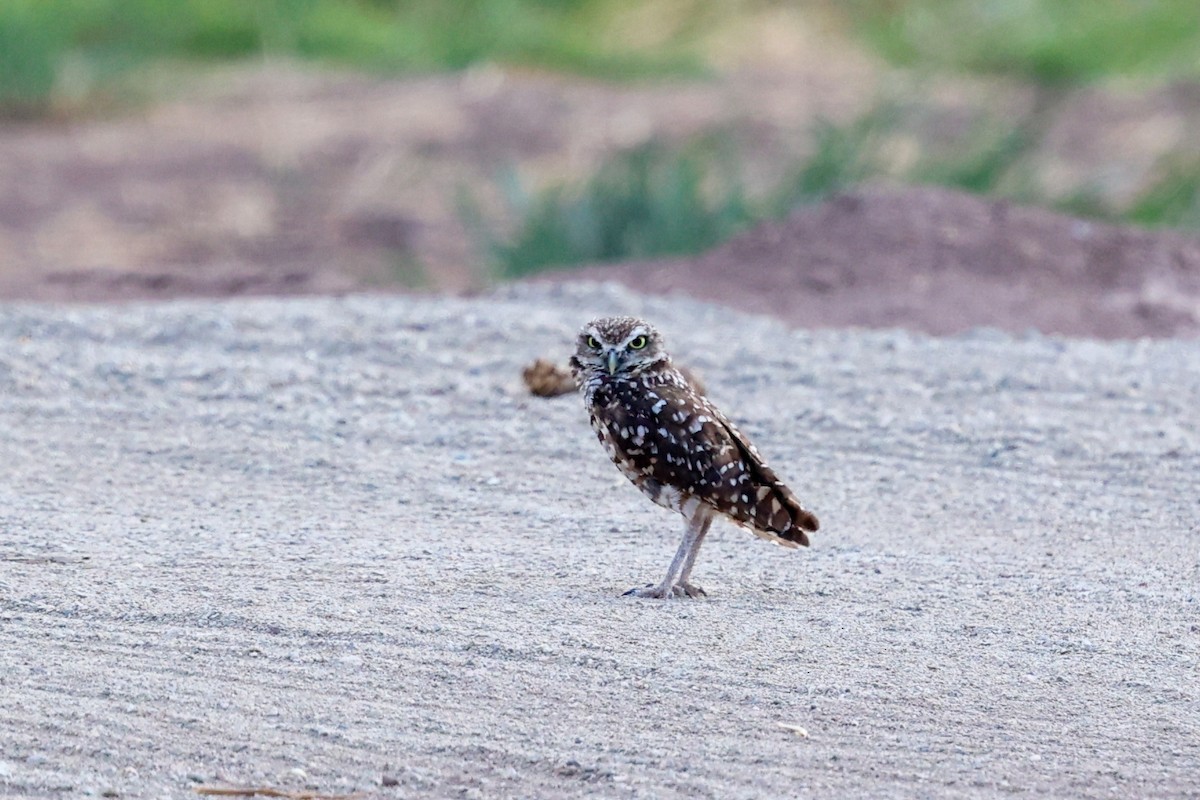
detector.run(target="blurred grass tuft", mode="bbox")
[473,138,755,278]
[844,0,1200,84]
[0,0,707,115]
[1126,157,1200,230]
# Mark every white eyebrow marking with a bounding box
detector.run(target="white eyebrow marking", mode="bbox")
[617,326,649,348]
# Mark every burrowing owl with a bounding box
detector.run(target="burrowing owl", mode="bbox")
[570,316,819,599]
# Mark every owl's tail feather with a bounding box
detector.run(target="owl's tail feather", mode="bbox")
[782,505,820,547]
[751,483,819,548]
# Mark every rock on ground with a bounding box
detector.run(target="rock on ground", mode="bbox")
[0,283,1197,799]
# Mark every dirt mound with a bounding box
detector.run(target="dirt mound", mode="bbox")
[555,186,1200,339]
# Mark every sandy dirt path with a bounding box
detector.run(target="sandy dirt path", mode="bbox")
[1,284,1197,798]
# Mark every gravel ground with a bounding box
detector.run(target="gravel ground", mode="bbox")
[1,283,1197,799]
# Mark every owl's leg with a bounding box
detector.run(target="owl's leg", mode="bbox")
[623,520,698,599]
[674,512,713,598]
[624,502,708,600]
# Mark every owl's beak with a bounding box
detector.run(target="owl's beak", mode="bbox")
[606,350,619,376]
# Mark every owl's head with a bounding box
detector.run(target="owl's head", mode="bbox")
[572,316,669,379]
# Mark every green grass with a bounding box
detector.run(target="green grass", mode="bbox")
[910,127,1034,194]
[1126,157,1200,230]
[843,0,1200,84]
[7,1,1199,115]
[762,113,887,215]
[473,138,755,278]
[0,3,68,114]
[0,0,708,114]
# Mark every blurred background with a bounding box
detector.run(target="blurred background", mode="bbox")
[1,0,1198,334]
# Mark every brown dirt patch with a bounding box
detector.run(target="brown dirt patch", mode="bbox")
[552,185,1200,339]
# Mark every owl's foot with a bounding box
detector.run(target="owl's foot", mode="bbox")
[623,582,706,599]
[624,583,671,599]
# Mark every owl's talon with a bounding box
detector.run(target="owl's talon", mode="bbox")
[624,584,671,599]
[622,583,706,599]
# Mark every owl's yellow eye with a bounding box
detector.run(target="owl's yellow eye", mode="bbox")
[587,335,600,349]
[628,335,648,350]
